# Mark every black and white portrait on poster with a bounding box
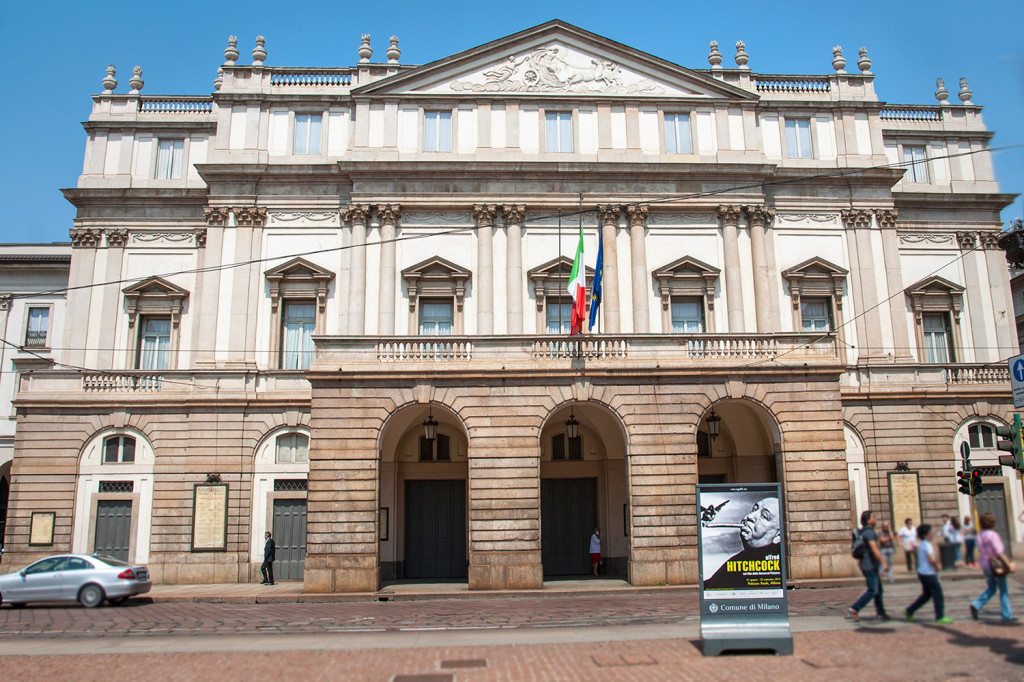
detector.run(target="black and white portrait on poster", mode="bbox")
[698,483,786,602]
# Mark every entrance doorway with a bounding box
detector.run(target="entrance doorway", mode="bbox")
[697,400,780,483]
[94,500,132,561]
[272,499,308,580]
[404,479,467,579]
[976,483,1012,557]
[541,477,597,575]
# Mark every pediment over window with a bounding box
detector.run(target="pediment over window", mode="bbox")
[528,256,594,311]
[264,257,335,313]
[781,257,848,310]
[906,275,965,321]
[402,256,471,311]
[122,276,189,327]
[353,20,756,101]
[652,256,720,311]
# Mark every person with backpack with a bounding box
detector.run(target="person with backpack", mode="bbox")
[848,510,891,621]
[970,513,1017,623]
[905,523,953,624]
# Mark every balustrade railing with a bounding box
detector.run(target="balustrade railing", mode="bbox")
[754,76,831,94]
[137,96,214,114]
[269,68,355,87]
[532,337,629,359]
[879,106,942,122]
[944,364,1009,385]
[377,340,473,362]
[82,373,162,392]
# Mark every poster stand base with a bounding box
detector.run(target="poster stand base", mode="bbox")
[700,620,793,656]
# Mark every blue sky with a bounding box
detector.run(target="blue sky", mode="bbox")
[1,0,1021,243]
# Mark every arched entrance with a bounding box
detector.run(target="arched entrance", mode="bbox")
[539,402,628,578]
[379,403,469,582]
[697,400,780,484]
[250,426,310,581]
[845,424,869,528]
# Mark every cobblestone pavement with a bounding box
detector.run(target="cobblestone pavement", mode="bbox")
[0,575,1020,639]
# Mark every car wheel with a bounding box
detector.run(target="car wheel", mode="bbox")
[109,596,129,606]
[78,583,105,608]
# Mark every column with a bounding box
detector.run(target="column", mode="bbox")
[503,204,526,334]
[957,231,990,361]
[718,205,744,332]
[194,212,223,367]
[745,205,776,332]
[376,204,401,335]
[627,204,650,333]
[598,205,621,333]
[343,204,370,335]
[0,294,10,388]
[474,204,497,335]
[842,209,885,360]
[228,207,267,367]
[875,209,913,360]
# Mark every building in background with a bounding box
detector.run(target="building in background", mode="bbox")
[1,21,1018,589]
[0,243,70,551]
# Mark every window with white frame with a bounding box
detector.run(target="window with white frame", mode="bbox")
[103,435,136,464]
[419,299,454,336]
[785,118,813,159]
[275,433,310,464]
[664,113,693,154]
[800,297,833,332]
[423,110,452,152]
[922,312,954,363]
[545,111,573,152]
[293,113,322,155]
[136,316,171,370]
[24,306,50,348]
[671,297,704,333]
[280,300,316,369]
[903,145,929,183]
[968,423,995,449]
[545,297,573,334]
[155,139,184,179]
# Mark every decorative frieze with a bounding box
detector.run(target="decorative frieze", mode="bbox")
[270,211,338,223]
[840,209,872,229]
[132,231,200,245]
[647,212,717,225]
[899,232,955,246]
[105,229,129,247]
[775,213,839,224]
[402,210,470,225]
[69,228,102,248]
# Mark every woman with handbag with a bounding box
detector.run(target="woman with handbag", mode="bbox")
[969,513,1017,623]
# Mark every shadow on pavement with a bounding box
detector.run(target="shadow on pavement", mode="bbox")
[930,624,1024,666]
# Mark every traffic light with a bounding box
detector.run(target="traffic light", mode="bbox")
[957,470,972,495]
[996,414,1024,472]
[971,470,984,496]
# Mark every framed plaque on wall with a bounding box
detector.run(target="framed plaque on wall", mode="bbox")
[888,471,922,527]
[191,483,228,552]
[28,511,55,547]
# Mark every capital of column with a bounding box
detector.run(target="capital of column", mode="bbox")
[978,231,1001,250]
[717,204,742,227]
[193,228,208,247]
[597,204,621,226]
[376,203,402,226]
[204,207,230,226]
[0,293,11,311]
[234,206,268,227]
[743,205,776,228]
[105,229,128,247]
[626,204,649,228]
[341,203,371,225]
[873,209,899,230]
[502,203,527,225]
[840,208,873,229]
[69,228,102,248]
[473,203,498,227]
[955,231,978,250]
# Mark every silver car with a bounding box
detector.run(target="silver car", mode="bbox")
[0,554,152,608]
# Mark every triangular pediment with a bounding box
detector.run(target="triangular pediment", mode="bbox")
[402,256,471,281]
[123,276,189,299]
[653,255,721,279]
[355,20,755,100]
[782,256,848,279]
[264,257,334,282]
[528,256,595,280]
[906,275,965,295]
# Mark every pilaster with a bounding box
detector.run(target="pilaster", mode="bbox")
[875,209,913,362]
[718,205,744,332]
[744,205,776,332]
[376,204,401,335]
[627,204,650,333]
[343,204,371,335]
[474,204,497,335]
[598,205,622,333]
[503,204,526,334]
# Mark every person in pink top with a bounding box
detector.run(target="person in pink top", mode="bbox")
[969,513,1017,623]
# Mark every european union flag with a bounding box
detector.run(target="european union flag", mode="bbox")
[588,231,603,331]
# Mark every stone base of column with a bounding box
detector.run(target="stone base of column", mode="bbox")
[303,555,378,593]
[468,550,543,590]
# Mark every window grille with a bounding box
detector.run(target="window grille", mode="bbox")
[274,479,308,492]
[99,480,135,493]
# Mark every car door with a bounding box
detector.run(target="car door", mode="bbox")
[8,557,64,602]
[56,557,96,600]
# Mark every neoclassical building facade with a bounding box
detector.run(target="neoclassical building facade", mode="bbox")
[3,21,1019,589]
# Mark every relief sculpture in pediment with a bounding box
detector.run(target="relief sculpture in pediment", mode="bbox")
[451,46,664,95]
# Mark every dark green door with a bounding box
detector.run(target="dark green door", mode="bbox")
[404,480,466,579]
[94,500,132,561]
[975,482,1012,557]
[541,477,597,576]
[272,499,307,580]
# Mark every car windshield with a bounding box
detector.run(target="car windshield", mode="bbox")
[92,555,130,567]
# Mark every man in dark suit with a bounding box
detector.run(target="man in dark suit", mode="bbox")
[261,530,276,585]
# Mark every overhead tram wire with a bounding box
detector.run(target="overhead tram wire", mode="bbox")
[10,142,1022,303]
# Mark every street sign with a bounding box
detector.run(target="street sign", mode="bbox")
[960,441,970,466]
[1011,353,1024,408]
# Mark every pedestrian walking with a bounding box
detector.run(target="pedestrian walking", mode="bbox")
[905,524,953,624]
[897,518,917,573]
[848,510,890,621]
[963,516,977,567]
[970,513,1017,623]
[879,522,896,582]
[589,527,601,577]
[261,530,276,585]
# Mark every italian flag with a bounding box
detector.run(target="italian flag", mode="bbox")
[567,226,586,335]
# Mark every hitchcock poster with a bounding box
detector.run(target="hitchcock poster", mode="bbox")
[697,483,788,613]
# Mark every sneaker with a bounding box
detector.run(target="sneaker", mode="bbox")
[847,607,860,621]
[905,611,915,622]
[936,616,954,624]
[970,604,979,620]
[878,613,892,622]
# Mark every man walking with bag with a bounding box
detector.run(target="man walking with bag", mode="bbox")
[261,530,276,586]
[848,510,890,621]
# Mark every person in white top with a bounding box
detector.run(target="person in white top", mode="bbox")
[589,527,601,577]
[897,518,918,573]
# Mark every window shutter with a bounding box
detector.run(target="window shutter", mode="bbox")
[552,433,565,460]
[944,314,956,362]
